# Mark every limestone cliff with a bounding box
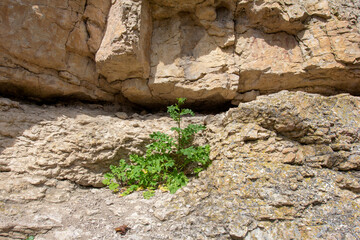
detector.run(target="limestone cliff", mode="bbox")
[1,91,360,239]
[1,1,360,239]
[1,0,359,107]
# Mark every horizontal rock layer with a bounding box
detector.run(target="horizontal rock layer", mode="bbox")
[0,97,181,187]
[1,91,360,238]
[1,0,360,108]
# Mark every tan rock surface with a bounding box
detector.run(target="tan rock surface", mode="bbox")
[0,97,188,187]
[150,91,360,239]
[1,91,360,239]
[1,1,360,238]
[113,0,360,107]
[95,0,152,82]
[148,13,238,106]
[0,0,115,102]
[0,0,360,107]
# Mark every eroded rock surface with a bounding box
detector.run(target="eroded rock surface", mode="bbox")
[1,91,360,239]
[95,0,152,82]
[0,0,115,102]
[151,91,360,239]
[1,0,360,107]
[0,97,194,187]
[103,0,360,107]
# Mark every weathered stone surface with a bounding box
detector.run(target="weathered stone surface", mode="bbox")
[96,0,152,82]
[0,0,115,102]
[148,13,238,106]
[1,0,360,107]
[0,97,186,187]
[114,0,360,107]
[237,0,331,34]
[1,91,360,239]
[1,0,360,238]
[148,91,360,239]
[235,15,360,96]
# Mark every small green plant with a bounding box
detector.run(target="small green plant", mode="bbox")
[103,98,210,197]
[25,236,34,240]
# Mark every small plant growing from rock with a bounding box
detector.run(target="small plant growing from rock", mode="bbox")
[103,98,210,198]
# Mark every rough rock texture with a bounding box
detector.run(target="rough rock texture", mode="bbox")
[1,91,360,239]
[0,97,190,187]
[153,91,360,239]
[0,0,115,102]
[96,0,152,83]
[107,0,360,107]
[1,0,360,107]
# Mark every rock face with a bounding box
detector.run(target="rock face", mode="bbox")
[0,97,184,187]
[1,91,360,239]
[0,0,115,102]
[150,91,360,239]
[96,0,152,83]
[1,0,360,107]
[1,0,360,238]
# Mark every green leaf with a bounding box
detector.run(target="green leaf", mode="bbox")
[143,190,155,199]
[180,108,194,116]
[109,182,119,191]
[103,97,211,197]
[167,105,180,122]
[102,178,110,185]
[167,171,188,194]
[170,127,181,133]
[177,97,186,105]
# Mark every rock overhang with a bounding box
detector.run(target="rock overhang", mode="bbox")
[0,0,359,109]
[95,0,360,109]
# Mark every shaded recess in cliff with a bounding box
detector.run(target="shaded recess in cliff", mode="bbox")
[0,96,208,187]
[0,96,155,187]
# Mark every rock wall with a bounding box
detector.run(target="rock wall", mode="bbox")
[0,0,115,102]
[1,2,360,238]
[1,91,360,239]
[1,0,360,107]
[0,98,172,187]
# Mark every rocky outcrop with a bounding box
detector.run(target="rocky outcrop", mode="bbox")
[96,0,152,83]
[1,1,360,238]
[151,91,360,239]
[98,0,360,107]
[0,97,186,187]
[0,0,115,102]
[1,91,360,239]
[1,0,360,107]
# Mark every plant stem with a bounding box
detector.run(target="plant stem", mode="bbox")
[176,102,182,168]
[177,114,181,150]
